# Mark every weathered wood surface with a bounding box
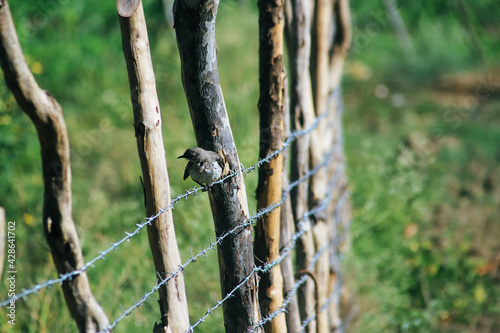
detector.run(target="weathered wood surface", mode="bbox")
[279,72,302,332]
[173,0,262,330]
[255,0,287,330]
[327,0,352,330]
[285,0,317,330]
[117,0,190,331]
[0,1,109,331]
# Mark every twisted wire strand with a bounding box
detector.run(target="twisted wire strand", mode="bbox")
[187,162,343,333]
[291,191,350,333]
[100,141,340,332]
[299,270,344,333]
[249,183,349,332]
[249,241,332,332]
[0,89,339,308]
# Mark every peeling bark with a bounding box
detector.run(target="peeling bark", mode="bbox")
[255,0,287,330]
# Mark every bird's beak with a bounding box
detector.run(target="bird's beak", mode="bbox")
[177,154,185,159]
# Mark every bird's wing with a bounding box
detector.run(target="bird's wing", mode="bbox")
[183,161,192,180]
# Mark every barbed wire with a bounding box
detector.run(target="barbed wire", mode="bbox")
[249,188,349,332]
[250,240,332,332]
[326,186,351,333]
[100,138,341,332]
[299,266,344,333]
[187,163,344,333]
[0,185,197,307]
[0,88,339,308]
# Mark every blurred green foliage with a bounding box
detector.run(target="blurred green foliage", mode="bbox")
[0,0,499,332]
[345,2,500,332]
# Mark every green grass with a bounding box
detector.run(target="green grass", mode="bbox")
[1,1,500,332]
[343,38,500,332]
[0,1,259,331]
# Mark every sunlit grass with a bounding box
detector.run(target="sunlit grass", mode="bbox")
[1,1,500,332]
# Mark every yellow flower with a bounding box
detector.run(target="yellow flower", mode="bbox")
[31,61,43,74]
[474,285,487,304]
[24,213,34,225]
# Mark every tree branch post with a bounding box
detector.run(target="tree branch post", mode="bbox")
[0,1,109,331]
[310,0,339,331]
[117,0,190,331]
[255,0,287,330]
[279,75,302,333]
[327,0,352,330]
[173,0,262,331]
[284,0,318,330]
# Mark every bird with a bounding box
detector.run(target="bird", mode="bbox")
[178,147,224,190]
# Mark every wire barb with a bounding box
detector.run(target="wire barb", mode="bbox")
[0,87,350,333]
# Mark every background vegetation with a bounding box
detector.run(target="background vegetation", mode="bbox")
[1,0,499,332]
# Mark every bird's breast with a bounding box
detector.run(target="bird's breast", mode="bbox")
[188,161,223,184]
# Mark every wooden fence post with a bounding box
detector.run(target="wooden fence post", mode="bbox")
[117,1,190,331]
[327,0,352,330]
[173,0,262,331]
[309,1,335,331]
[0,1,109,331]
[255,0,287,330]
[284,0,317,330]
[279,73,302,332]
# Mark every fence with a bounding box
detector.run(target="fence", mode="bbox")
[0,89,350,332]
[0,0,351,331]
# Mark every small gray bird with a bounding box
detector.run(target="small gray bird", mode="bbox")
[178,147,224,189]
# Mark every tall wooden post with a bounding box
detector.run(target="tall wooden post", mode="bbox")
[117,1,190,331]
[173,0,262,331]
[285,0,317,330]
[327,0,352,330]
[255,0,287,330]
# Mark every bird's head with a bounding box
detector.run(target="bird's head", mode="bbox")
[177,147,205,162]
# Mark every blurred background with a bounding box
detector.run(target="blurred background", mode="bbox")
[0,0,499,332]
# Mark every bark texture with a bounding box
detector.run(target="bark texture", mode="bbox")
[255,0,287,330]
[117,1,190,331]
[0,1,109,331]
[329,0,352,89]
[279,73,301,333]
[309,0,336,331]
[284,0,317,330]
[327,0,352,330]
[173,0,262,331]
